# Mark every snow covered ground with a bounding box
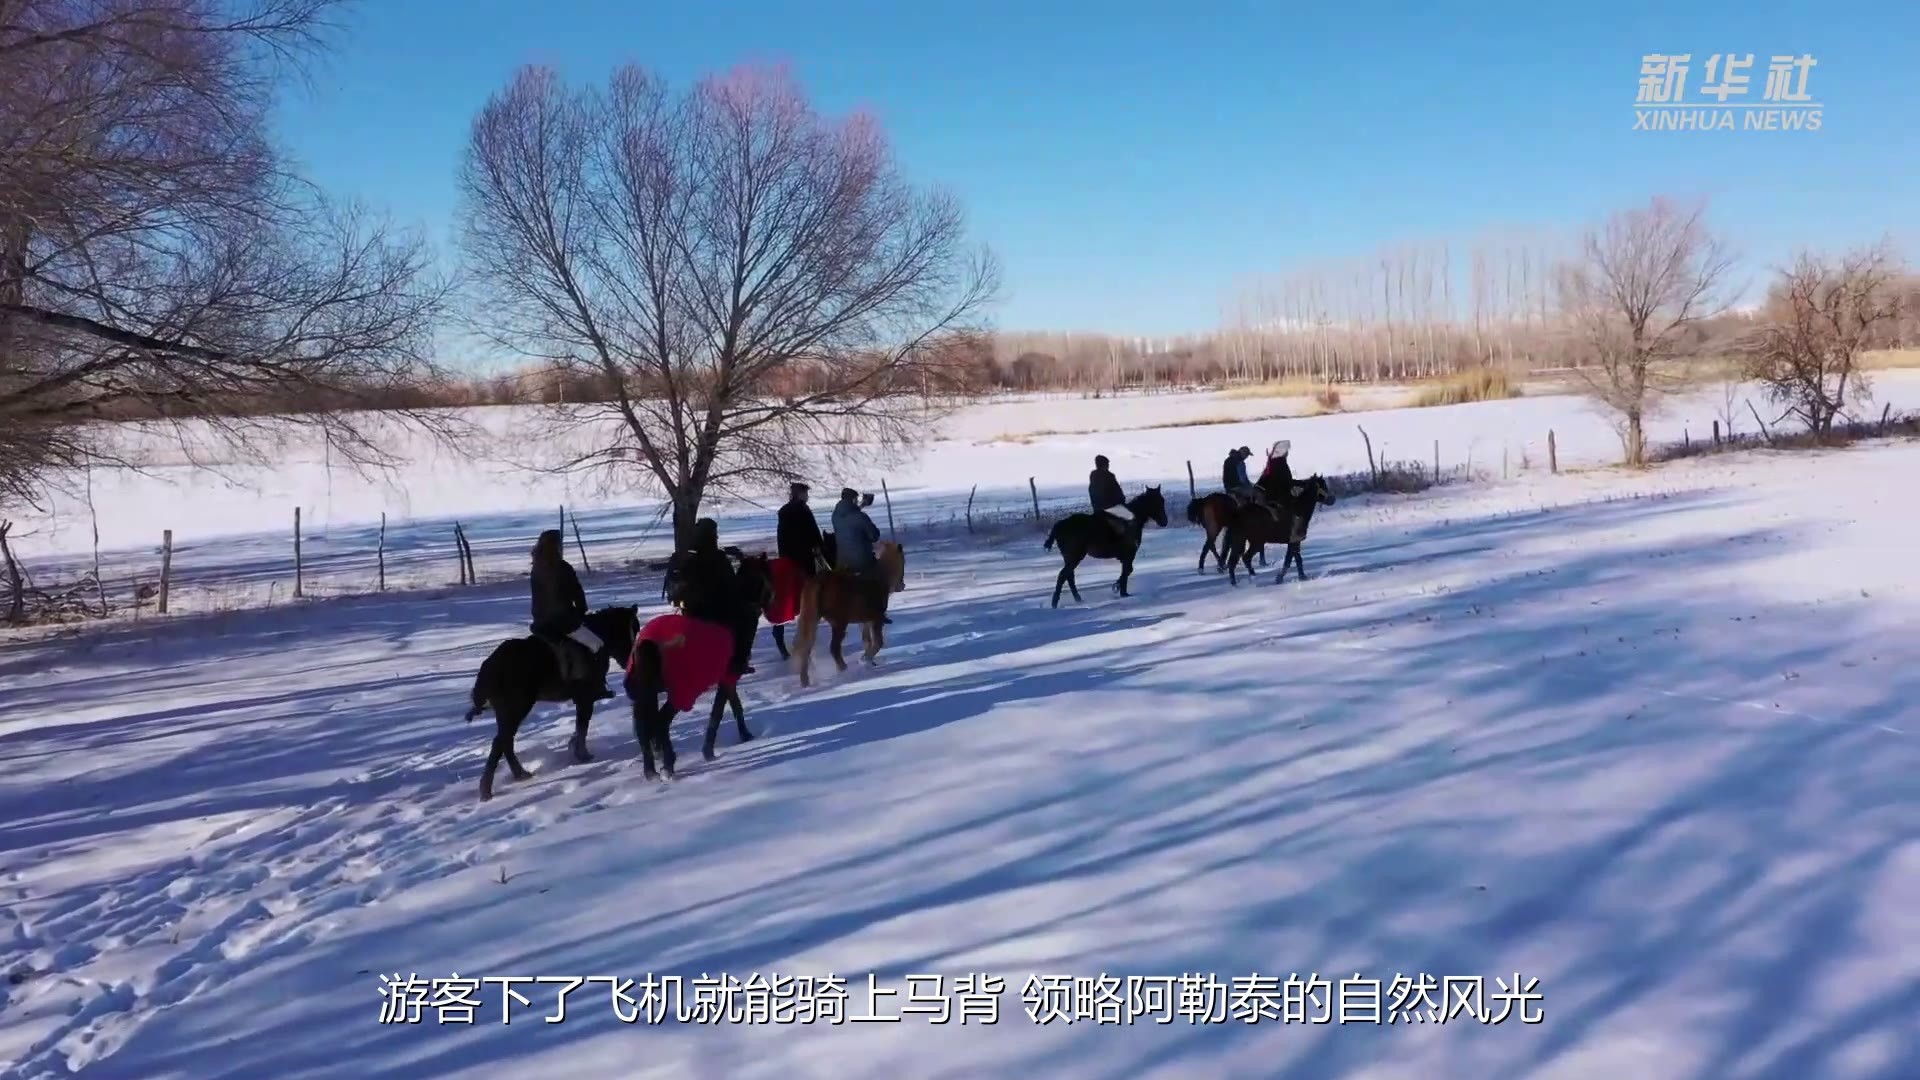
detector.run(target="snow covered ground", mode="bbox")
[7,370,1920,625]
[2,429,1915,1078]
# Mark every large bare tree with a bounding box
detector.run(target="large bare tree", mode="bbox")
[454,63,999,546]
[1554,196,1737,465]
[1739,241,1906,436]
[0,0,452,511]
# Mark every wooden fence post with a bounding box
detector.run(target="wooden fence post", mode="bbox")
[879,478,898,540]
[569,510,591,572]
[1186,460,1196,500]
[293,507,303,598]
[378,514,387,592]
[461,525,476,583]
[1357,425,1378,484]
[1029,477,1041,520]
[1548,430,1558,474]
[966,485,977,533]
[454,523,469,585]
[1713,420,1721,447]
[1432,440,1439,485]
[159,529,173,614]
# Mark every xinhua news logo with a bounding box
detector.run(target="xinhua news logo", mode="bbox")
[1634,53,1822,132]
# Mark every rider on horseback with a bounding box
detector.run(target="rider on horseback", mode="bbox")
[831,487,893,623]
[777,482,825,576]
[529,528,611,696]
[669,518,757,676]
[1089,455,1131,537]
[1222,446,1270,511]
[1258,440,1295,496]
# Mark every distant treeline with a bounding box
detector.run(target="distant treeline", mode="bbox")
[82,239,1920,420]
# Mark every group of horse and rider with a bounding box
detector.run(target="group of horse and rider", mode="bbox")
[467,439,1323,798]
[525,483,892,692]
[1087,439,1296,532]
[466,481,900,797]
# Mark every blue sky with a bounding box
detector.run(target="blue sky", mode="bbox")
[276,0,1918,354]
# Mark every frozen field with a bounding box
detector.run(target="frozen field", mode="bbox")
[1,425,1915,1078]
[6,370,1920,623]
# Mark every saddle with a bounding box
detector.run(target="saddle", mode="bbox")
[534,632,604,692]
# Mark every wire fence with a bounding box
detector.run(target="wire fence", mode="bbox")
[6,408,1913,635]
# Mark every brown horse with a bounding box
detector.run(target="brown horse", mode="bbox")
[791,541,907,688]
[1222,474,1336,586]
[1185,492,1269,573]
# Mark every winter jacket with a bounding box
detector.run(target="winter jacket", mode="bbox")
[671,541,742,625]
[1258,454,1294,495]
[831,496,882,573]
[529,556,587,638]
[1223,453,1251,490]
[776,499,824,567]
[1088,467,1124,512]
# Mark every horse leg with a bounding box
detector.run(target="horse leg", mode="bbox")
[480,701,526,801]
[1284,542,1306,581]
[1115,552,1135,597]
[654,703,680,779]
[770,623,789,660]
[633,696,657,778]
[1198,524,1215,574]
[570,698,595,763]
[1053,549,1084,607]
[729,685,752,743]
[702,692,726,761]
[500,704,535,783]
[829,619,849,671]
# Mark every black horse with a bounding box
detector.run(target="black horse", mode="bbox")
[465,603,641,801]
[1222,474,1336,586]
[627,562,770,781]
[1041,486,1169,608]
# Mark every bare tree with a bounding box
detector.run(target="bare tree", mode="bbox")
[0,0,453,512]
[1554,197,1737,465]
[456,63,998,546]
[1738,242,1906,436]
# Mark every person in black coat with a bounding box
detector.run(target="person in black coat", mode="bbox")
[529,528,603,688]
[670,518,756,676]
[776,482,824,574]
[1088,454,1131,535]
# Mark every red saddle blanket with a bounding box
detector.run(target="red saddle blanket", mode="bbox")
[764,556,807,625]
[629,613,737,712]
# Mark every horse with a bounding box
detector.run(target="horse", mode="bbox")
[1222,474,1336,586]
[791,540,907,688]
[1186,491,1270,573]
[1041,486,1169,608]
[464,604,641,801]
[627,552,771,780]
[625,612,754,782]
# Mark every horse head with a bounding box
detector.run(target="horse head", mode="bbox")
[735,551,775,610]
[587,604,641,662]
[1305,474,1335,506]
[1130,485,1169,528]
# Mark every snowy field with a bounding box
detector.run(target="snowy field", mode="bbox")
[2,412,1916,1078]
[6,370,1920,624]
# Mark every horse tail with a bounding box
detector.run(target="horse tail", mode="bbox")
[1043,520,1061,550]
[464,653,493,722]
[791,575,820,678]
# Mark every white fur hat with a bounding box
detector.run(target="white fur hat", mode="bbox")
[1269,439,1290,457]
